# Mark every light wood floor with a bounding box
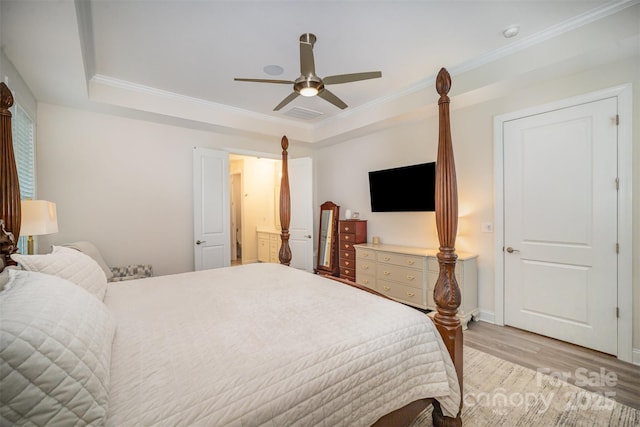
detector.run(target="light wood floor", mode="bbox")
[464,321,640,410]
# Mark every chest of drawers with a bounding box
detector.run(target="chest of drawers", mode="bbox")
[355,243,478,328]
[338,220,367,281]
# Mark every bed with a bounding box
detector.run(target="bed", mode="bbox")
[0,68,464,426]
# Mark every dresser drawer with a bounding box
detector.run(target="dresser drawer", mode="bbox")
[377,252,424,270]
[339,222,356,233]
[377,279,425,307]
[356,247,375,261]
[340,258,356,269]
[340,249,355,260]
[340,266,355,279]
[376,264,423,289]
[356,273,376,290]
[341,241,355,252]
[340,233,356,243]
[356,259,375,275]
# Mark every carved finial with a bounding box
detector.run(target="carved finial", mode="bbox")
[0,82,15,111]
[281,135,289,151]
[436,68,451,98]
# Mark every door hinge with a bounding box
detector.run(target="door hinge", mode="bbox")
[616,243,619,254]
[616,114,619,126]
[615,177,619,190]
[616,307,619,318]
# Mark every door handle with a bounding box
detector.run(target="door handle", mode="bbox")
[196,240,206,245]
[506,247,520,253]
[304,235,312,238]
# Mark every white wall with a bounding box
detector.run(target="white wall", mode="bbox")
[314,56,640,351]
[36,103,311,276]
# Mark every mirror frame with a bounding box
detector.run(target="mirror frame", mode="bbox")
[315,201,340,276]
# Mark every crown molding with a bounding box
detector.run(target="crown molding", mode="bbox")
[89,74,316,142]
[79,0,638,144]
[333,0,640,119]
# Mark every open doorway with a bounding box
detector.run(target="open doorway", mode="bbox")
[229,154,281,266]
[230,172,242,265]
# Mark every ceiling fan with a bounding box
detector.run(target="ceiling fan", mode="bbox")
[234,33,382,111]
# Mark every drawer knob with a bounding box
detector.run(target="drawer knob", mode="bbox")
[345,261,350,266]
[345,235,351,240]
[383,271,390,276]
[406,260,415,265]
[383,286,391,291]
[384,256,390,261]
[363,279,369,284]
[345,244,349,249]
[345,269,350,274]
[407,292,415,297]
[363,253,369,257]
[345,226,350,231]
[406,275,415,281]
[363,265,369,270]
[345,253,350,257]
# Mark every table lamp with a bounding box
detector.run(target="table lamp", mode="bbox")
[20,200,59,254]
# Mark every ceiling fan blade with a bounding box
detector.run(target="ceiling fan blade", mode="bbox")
[274,92,300,111]
[323,71,382,85]
[317,89,347,110]
[300,40,316,77]
[234,78,294,84]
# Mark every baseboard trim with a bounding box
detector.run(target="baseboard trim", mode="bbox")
[633,348,640,366]
[477,310,495,324]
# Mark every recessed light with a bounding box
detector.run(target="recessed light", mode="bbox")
[503,25,520,39]
[263,65,284,76]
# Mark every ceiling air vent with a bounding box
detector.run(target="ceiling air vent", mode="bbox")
[283,106,323,120]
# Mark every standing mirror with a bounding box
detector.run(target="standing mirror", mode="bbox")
[316,201,340,276]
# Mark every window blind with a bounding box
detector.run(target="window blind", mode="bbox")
[11,102,35,253]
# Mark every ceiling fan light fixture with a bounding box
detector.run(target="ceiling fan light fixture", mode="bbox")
[235,33,381,111]
[299,86,319,97]
[294,77,323,97]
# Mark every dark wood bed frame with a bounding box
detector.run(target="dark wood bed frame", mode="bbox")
[0,68,463,426]
[279,68,463,427]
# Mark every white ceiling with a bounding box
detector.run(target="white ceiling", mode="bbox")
[2,0,639,144]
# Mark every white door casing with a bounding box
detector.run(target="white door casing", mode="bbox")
[194,148,230,271]
[288,157,314,271]
[494,85,633,362]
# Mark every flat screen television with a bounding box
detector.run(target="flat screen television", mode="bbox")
[368,162,436,212]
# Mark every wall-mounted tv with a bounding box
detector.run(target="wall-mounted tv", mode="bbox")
[368,162,436,212]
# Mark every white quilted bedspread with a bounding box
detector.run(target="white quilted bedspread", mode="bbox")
[104,263,460,426]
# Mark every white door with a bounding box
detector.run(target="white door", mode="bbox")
[288,157,313,271]
[503,97,618,355]
[193,148,230,270]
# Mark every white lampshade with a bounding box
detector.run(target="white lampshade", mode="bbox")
[20,200,59,236]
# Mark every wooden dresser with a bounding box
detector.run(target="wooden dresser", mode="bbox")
[354,243,478,328]
[338,220,367,281]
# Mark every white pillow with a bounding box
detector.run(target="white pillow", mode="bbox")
[61,241,114,281]
[11,245,108,300]
[0,269,116,426]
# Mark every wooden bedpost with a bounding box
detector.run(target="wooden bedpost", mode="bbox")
[279,136,292,265]
[0,82,20,268]
[431,68,463,427]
